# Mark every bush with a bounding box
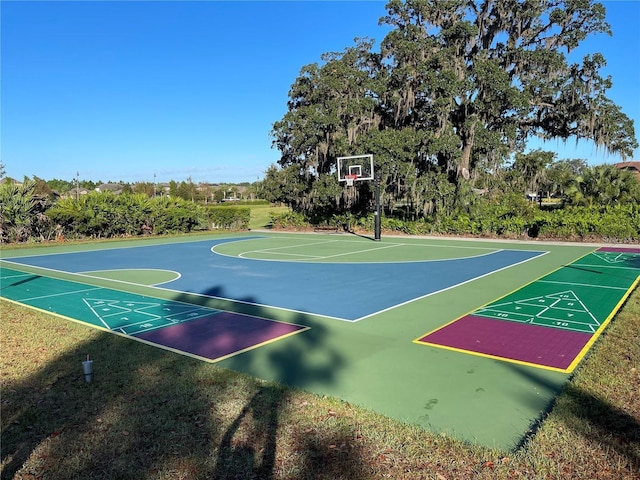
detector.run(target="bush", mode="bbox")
[270,211,309,230]
[0,179,56,243]
[46,193,209,239]
[206,206,250,230]
[41,190,638,243]
[534,205,640,242]
[345,201,640,243]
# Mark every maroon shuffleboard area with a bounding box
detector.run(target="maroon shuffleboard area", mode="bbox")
[135,312,308,362]
[416,315,591,370]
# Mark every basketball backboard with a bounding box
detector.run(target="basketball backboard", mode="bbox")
[337,154,374,183]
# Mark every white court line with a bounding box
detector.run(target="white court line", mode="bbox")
[0,235,251,260]
[126,309,227,335]
[1,260,182,290]
[267,236,500,251]
[572,263,639,271]
[228,241,512,264]
[537,280,629,290]
[1,272,36,280]
[234,239,339,258]
[354,250,548,321]
[83,299,115,329]
[14,287,102,303]
[242,243,402,261]
[241,251,326,260]
[308,243,403,260]
[80,268,182,286]
[150,283,350,322]
[212,236,516,263]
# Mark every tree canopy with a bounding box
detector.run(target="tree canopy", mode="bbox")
[269,0,637,218]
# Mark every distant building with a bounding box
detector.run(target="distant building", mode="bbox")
[66,187,90,198]
[1,178,22,186]
[614,161,640,181]
[157,183,171,196]
[95,183,123,194]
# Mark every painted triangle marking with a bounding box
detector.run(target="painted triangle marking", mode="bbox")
[84,298,164,329]
[592,251,640,264]
[474,289,599,332]
[82,297,223,334]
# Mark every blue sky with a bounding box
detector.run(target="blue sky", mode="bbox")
[2,1,638,184]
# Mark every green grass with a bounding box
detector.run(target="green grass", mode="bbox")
[248,204,290,230]
[2,283,638,479]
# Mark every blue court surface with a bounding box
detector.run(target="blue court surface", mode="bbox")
[2,236,545,321]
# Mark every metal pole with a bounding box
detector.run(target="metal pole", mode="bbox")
[374,172,381,241]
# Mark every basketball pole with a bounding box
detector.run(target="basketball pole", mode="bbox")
[374,172,381,241]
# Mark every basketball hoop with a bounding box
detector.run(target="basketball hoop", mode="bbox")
[345,174,358,186]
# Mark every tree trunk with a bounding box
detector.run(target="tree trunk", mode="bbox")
[458,122,476,180]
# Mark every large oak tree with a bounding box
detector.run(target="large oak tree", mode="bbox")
[270,0,637,215]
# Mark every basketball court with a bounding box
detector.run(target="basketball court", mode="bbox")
[2,233,638,449]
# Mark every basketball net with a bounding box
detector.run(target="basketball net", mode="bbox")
[345,174,357,187]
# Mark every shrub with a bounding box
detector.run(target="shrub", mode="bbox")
[206,206,250,230]
[47,193,209,239]
[344,201,639,243]
[270,211,309,230]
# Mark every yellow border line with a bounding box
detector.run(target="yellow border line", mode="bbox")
[564,273,640,372]
[412,338,571,373]
[412,248,638,373]
[202,324,311,363]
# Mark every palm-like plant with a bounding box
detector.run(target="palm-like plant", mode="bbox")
[0,179,38,242]
[567,165,640,206]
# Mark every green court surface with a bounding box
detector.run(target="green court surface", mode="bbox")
[2,232,638,450]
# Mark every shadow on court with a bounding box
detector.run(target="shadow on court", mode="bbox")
[1,285,368,480]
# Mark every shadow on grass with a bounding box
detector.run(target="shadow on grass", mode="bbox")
[213,385,283,480]
[1,282,367,479]
[503,360,640,469]
[559,384,640,470]
[2,329,219,479]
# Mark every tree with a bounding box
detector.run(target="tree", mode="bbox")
[31,176,54,197]
[569,164,640,206]
[509,150,556,194]
[133,182,155,197]
[47,178,75,194]
[272,38,382,177]
[175,178,197,202]
[544,158,587,198]
[271,0,637,219]
[259,165,309,210]
[379,0,637,180]
[169,180,179,198]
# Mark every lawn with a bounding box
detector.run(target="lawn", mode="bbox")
[1,276,638,479]
[248,204,290,230]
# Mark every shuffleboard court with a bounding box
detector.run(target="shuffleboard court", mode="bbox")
[415,247,640,371]
[0,268,309,362]
[2,233,637,450]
